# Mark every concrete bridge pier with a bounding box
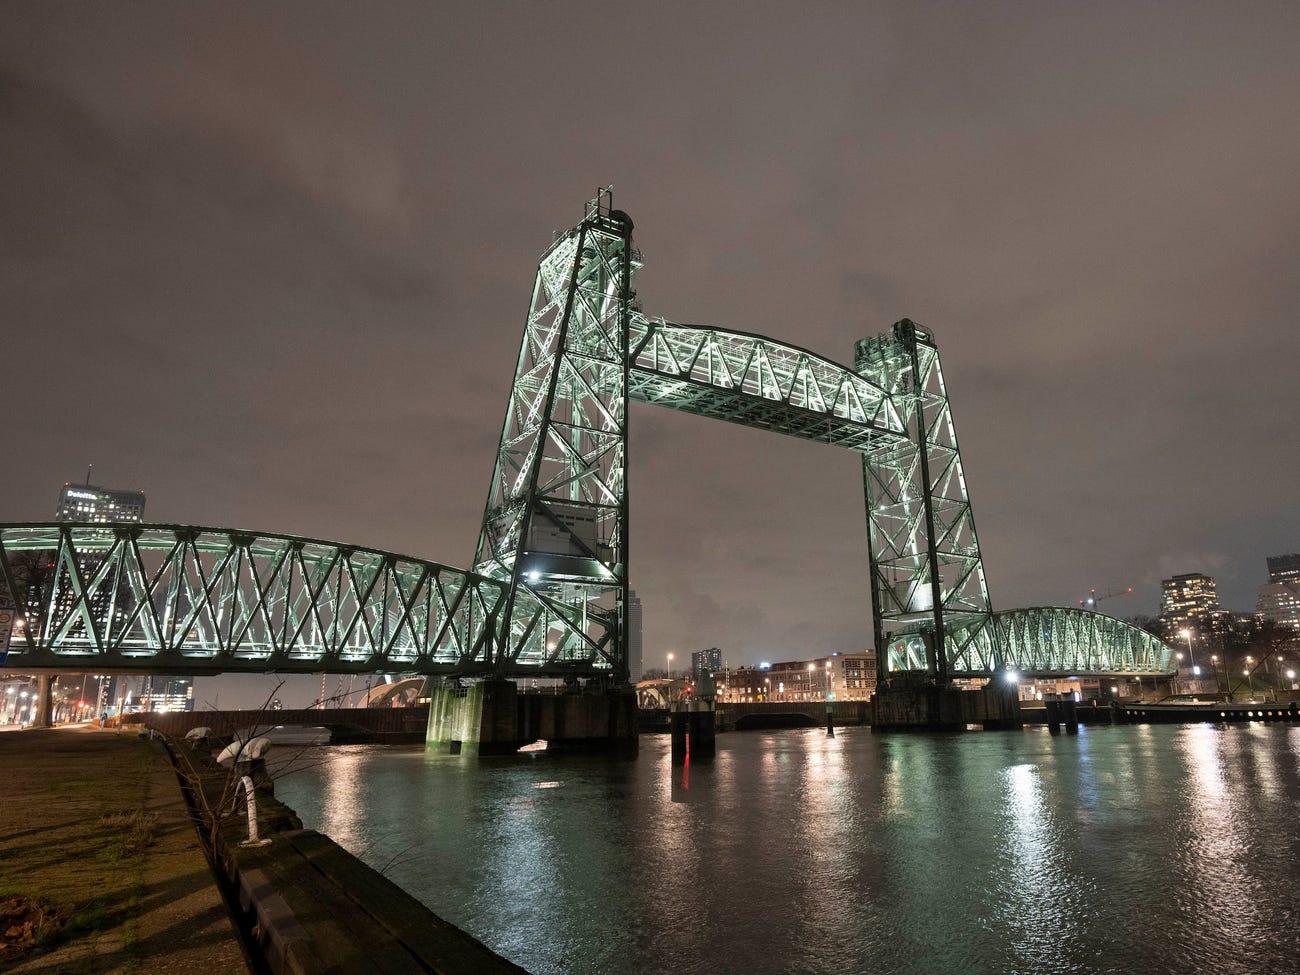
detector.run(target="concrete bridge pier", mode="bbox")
[426,679,639,755]
[871,673,1023,732]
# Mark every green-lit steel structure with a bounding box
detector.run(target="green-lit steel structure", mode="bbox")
[0,524,507,674]
[0,191,1173,680]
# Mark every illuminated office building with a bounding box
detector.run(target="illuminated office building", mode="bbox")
[55,483,146,523]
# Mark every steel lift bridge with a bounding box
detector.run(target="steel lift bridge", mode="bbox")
[0,192,1173,685]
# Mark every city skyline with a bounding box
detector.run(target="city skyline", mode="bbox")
[2,3,1298,685]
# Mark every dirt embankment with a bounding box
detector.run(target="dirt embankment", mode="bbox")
[0,728,248,973]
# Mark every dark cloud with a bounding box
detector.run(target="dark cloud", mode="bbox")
[2,2,1298,705]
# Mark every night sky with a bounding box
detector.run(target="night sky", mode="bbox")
[3,3,1297,707]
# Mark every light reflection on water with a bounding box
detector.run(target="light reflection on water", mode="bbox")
[272,725,1300,975]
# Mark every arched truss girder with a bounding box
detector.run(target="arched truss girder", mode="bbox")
[941,607,1175,676]
[0,523,541,675]
[628,317,905,450]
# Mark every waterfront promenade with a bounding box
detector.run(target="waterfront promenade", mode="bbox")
[1,724,532,974]
[0,725,248,973]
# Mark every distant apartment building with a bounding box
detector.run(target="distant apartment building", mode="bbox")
[1159,573,1219,643]
[1258,554,1300,635]
[691,647,723,682]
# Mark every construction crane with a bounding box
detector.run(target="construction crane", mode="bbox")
[1078,586,1133,612]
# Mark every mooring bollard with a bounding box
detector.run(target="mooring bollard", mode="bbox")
[234,775,272,848]
[1045,696,1062,735]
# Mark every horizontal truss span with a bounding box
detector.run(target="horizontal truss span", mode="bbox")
[951,606,1175,676]
[0,523,525,675]
[628,317,905,450]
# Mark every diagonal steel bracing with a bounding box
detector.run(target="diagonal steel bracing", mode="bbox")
[628,318,904,449]
[0,523,507,673]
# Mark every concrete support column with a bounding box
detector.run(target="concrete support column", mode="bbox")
[32,675,54,728]
[426,679,519,755]
[426,679,639,755]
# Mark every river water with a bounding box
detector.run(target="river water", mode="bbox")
[272,724,1300,975]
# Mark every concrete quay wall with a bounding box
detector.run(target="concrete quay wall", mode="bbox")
[714,700,871,730]
[172,736,529,974]
[128,705,429,742]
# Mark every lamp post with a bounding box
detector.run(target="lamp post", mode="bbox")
[1244,658,1254,699]
[666,653,673,681]
[1180,629,1197,692]
[807,662,815,701]
[1210,655,1224,698]
[1175,652,1184,696]
[1276,656,1286,702]
[825,661,833,700]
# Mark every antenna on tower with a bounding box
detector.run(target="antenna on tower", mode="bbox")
[85,463,93,486]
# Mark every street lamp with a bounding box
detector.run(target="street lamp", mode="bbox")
[825,661,833,700]
[1179,629,1197,692]
[1175,651,1184,696]
[666,653,673,680]
[807,663,815,701]
[1244,664,1254,699]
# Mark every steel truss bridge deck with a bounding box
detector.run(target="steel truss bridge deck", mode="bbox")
[0,524,519,674]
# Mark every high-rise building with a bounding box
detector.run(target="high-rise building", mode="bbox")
[47,480,146,628]
[1160,573,1219,642]
[625,589,643,682]
[1266,554,1300,584]
[143,675,194,713]
[1258,555,1300,634]
[691,647,723,681]
[55,482,146,523]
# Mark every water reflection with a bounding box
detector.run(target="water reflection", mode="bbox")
[274,726,1300,975]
